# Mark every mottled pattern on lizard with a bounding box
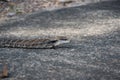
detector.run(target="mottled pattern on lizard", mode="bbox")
[0,36,70,49]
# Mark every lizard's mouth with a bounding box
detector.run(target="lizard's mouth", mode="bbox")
[54,40,70,46]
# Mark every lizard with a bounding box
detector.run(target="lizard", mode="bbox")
[0,36,70,49]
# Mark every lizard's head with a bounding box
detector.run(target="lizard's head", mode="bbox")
[54,36,70,46]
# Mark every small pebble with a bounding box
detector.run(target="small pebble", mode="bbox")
[70,49,75,51]
[6,12,16,17]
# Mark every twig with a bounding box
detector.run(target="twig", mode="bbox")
[0,63,9,79]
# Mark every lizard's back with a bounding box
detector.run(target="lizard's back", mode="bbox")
[0,38,56,49]
[0,36,70,49]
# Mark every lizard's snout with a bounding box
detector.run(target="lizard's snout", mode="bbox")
[54,39,70,46]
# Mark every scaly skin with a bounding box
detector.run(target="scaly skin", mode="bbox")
[0,36,70,49]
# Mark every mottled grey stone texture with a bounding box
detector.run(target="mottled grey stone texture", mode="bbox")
[0,1,120,80]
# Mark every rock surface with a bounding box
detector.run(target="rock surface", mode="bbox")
[0,0,120,80]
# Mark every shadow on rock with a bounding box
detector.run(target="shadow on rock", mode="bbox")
[0,0,120,32]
